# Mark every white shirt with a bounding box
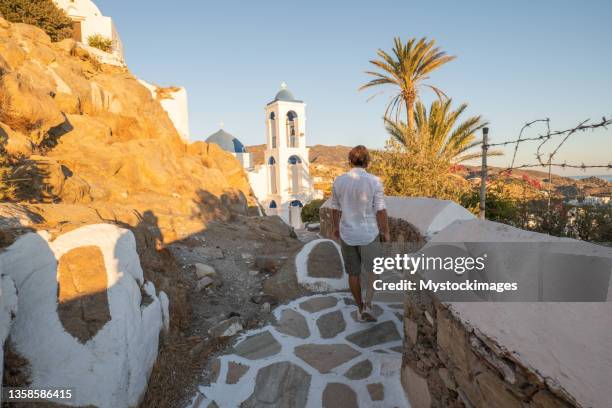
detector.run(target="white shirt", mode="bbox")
[329,167,386,246]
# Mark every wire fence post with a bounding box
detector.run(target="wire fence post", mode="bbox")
[479,127,489,220]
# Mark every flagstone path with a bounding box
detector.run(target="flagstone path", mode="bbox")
[189,293,408,408]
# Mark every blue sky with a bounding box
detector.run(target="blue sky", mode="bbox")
[100,0,611,175]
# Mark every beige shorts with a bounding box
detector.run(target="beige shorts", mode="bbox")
[340,237,381,276]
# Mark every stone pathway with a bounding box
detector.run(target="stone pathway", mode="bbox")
[188,293,408,407]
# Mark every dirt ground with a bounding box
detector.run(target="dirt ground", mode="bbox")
[140,214,310,407]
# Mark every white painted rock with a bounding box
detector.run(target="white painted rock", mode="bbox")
[384,196,475,238]
[0,224,166,408]
[295,239,348,292]
[0,273,17,405]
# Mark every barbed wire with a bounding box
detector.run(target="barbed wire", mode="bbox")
[484,115,612,173]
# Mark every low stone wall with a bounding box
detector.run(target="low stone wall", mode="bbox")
[401,294,576,408]
[400,218,612,408]
[320,196,610,407]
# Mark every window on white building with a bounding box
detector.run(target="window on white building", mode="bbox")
[288,155,302,194]
[268,156,277,194]
[269,112,276,148]
[286,111,298,148]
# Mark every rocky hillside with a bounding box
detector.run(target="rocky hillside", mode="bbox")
[0,18,254,244]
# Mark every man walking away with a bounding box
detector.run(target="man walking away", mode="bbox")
[329,145,390,322]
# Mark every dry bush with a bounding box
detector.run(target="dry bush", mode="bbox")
[87,34,113,53]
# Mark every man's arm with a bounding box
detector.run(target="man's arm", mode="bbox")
[374,177,390,242]
[376,209,390,242]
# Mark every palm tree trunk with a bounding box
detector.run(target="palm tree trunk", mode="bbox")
[407,101,415,130]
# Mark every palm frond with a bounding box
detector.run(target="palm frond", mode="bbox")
[360,36,456,126]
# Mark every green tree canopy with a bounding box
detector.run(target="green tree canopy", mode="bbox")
[0,0,73,42]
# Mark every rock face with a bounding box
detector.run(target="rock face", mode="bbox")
[0,224,167,408]
[241,361,311,408]
[0,17,254,242]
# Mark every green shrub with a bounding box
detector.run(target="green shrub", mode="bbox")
[87,34,113,52]
[370,139,471,204]
[0,0,73,42]
[301,199,326,223]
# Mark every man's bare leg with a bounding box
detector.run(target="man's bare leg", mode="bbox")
[349,275,363,311]
[351,272,376,322]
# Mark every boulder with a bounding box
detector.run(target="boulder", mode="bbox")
[194,263,216,279]
[255,255,287,274]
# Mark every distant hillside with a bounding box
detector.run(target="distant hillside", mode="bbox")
[248,144,611,199]
[248,144,351,169]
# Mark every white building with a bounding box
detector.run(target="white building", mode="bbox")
[53,0,124,62]
[139,81,190,142]
[54,2,190,141]
[206,83,320,228]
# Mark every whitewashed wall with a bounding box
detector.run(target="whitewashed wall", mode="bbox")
[0,224,168,408]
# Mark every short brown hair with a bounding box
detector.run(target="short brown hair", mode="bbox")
[348,145,370,168]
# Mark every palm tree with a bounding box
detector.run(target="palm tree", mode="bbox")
[384,99,493,163]
[360,37,455,130]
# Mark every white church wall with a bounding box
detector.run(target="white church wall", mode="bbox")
[138,80,190,143]
[247,166,268,203]
[53,0,124,61]
[80,14,113,43]
[159,87,190,142]
[55,0,101,17]
[233,152,251,169]
[244,85,320,229]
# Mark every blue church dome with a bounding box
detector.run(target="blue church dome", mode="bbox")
[270,82,302,104]
[206,129,247,153]
[274,88,296,102]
